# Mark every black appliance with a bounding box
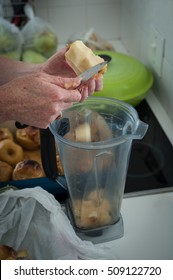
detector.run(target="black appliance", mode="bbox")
[125,100,173,194]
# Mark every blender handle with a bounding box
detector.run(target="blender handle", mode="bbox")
[40,127,59,180]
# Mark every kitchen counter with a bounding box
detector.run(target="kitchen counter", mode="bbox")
[100,189,173,260]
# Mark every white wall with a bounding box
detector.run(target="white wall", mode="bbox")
[121,0,173,123]
[34,0,121,44]
[34,0,173,124]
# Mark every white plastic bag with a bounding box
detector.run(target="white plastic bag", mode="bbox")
[0,186,117,260]
[0,5,23,60]
[21,4,58,61]
[67,28,115,51]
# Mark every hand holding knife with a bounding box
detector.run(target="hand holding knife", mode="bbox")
[15,60,108,129]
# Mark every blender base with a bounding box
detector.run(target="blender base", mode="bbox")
[64,202,124,244]
[74,214,124,244]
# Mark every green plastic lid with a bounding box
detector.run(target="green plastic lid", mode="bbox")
[94,50,153,106]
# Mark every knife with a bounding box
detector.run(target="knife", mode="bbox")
[79,60,107,82]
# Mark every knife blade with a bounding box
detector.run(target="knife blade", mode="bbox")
[79,60,107,82]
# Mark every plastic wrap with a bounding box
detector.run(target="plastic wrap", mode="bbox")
[21,4,58,62]
[0,15,23,60]
[67,28,115,51]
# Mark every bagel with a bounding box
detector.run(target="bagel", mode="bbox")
[0,127,14,141]
[0,139,23,167]
[16,126,40,150]
[12,159,45,180]
[0,160,13,182]
[23,149,42,165]
[56,154,64,176]
[0,245,27,260]
[65,40,107,77]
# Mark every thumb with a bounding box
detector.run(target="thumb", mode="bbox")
[48,47,67,63]
[51,75,82,89]
[42,47,68,74]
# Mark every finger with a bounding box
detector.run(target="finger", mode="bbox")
[62,101,73,110]
[56,87,82,103]
[87,78,96,96]
[44,47,67,66]
[50,75,81,90]
[41,46,69,74]
[95,74,103,92]
[80,86,89,102]
[54,102,73,119]
[34,101,74,129]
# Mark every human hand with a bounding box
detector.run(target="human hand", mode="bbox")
[0,72,85,128]
[0,46,104,129]
[40,47,103,98]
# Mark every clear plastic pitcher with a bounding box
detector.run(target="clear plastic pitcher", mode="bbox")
[49,97,148,230]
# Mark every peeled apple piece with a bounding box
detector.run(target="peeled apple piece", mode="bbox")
[0,245,28,260]
[65,40,107,76]
[75,123,91,142]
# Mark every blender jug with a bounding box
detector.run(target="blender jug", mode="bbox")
[48,97,148,233]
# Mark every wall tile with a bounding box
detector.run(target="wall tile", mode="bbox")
[34,0,48,8]
[35,8,49,20]
[86,0,119,4]
[47,6,86,44]
[121,0,173,122]
[35,0,119,43]
[169,70,173,122]
[46,0,86,6]
[157,58,172,110]
[86,3,120,40]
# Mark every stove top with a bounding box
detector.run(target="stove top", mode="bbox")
[125,100,173,194]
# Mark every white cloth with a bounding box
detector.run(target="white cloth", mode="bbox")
[0,186,116,260]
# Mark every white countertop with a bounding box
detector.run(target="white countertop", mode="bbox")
[99,190,173,260]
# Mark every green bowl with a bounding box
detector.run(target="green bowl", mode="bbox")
[94,50,153,106]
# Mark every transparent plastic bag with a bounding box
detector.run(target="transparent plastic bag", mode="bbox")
[0,186,117,260]
[67,28,115,51]
[0,14,23,60]
[21,4,58,60]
